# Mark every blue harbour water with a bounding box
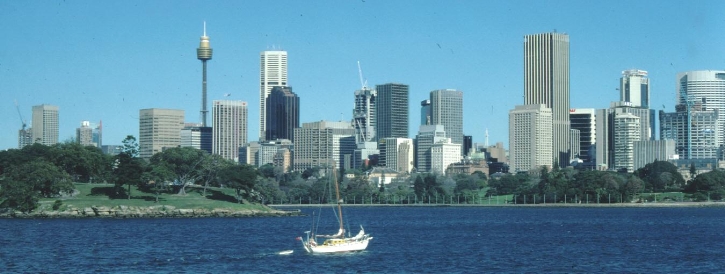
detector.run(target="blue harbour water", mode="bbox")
[2,206,725,273]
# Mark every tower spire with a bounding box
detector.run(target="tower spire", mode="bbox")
[203,21,207,36]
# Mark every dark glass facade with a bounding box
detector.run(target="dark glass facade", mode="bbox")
[375,83,409,140]
[265,86,299,142]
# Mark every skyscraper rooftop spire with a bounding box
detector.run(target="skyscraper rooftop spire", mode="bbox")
[203,21,207,37]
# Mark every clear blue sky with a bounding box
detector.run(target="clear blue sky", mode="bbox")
[1,1,724,151]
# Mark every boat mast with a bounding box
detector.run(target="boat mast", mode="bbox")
[333,166,344,235]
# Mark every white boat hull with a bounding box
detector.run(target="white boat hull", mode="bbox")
[302,236,372,253]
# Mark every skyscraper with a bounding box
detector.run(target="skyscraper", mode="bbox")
[677,70,725,147]
[376,83,409,140]
[569,108,596,164]
[420,99,431,125]
[265,86,299,141]
[31,104,59,146]
[621,69,655,140]
[595,102,652,170]
[353,87,376,142]
[524,32,570,166]
[414,124,446,173]
[75,120,102,148]
[260,50,288,140]
[378,137,414,174]
[430,89,464,146]
[660,106,719,160]
[139,108,185,159]
[213,100,248,161]
[509,104,553,173]
[620,69,650,108]
[293,121,356,171]
[181,123,212,153]
[613,113,641,172]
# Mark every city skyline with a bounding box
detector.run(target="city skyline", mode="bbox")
[2,1,724,150]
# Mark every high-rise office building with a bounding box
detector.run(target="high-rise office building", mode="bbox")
[376,83,409,140]
[621,69,655,140]
[430,89,464,147]
[595,102,652,170]
[293,121,356,171]
[260,50,288,140]
[265,86,299,142]
[414,124,446,173]
[509,104,553,173]
[197,22,213,127]
[421,99,431,125]
[524,32,570,166]
[569,108,596,163]
[378,137,414,174]
[660,105,720,160]
[181,123,212,153]
[76,120,102,148]
[353,87,377,142]
[31,104,59,146]
[621,70,650,108]
[139,108,184,159]
[213,100,248,161]
[677,70,725,147]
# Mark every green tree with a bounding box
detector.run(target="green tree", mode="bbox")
[634,160,685,192]
[113,135,145,199]
[199,154,234,196]
[684,169,725,199]
[0,179,38,213]
[0,160,74,212]
[149,147,208,195]
[218,164,258,203]
[140,164,174,202]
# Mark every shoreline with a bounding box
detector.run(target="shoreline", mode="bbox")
[4,202,722,219]
[0,205,301,219]
[270,201,725,208]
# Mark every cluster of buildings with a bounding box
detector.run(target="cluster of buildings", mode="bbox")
[18,27,725,183]
[509,33,725,179]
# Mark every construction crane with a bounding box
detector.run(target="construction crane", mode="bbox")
[14,100,27,130]
[357,61,368,90]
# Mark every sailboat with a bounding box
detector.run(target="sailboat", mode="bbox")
[300,167,372,253]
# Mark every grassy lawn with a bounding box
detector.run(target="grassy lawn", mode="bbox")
[37,183,272,212]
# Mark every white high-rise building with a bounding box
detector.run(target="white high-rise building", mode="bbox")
[613,113,641,172]
[677,70,725,146]
[139,108,184,159]
[430,138,461,175]
[260,50,288,140]
[213,100,248,161]
[524,32,570,166]
[509,104,553,173]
